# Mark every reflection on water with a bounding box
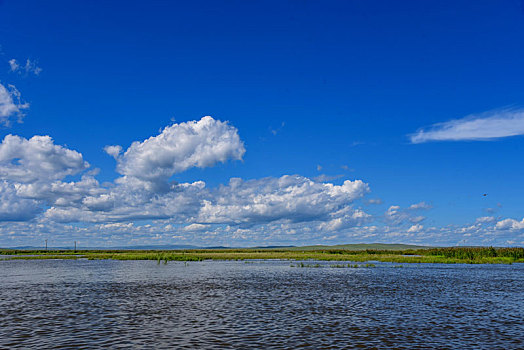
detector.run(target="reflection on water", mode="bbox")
[0,259,522,349]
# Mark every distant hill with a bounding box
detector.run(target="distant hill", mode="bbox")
[2,244,202,250]
[1,244,295,250]
[278,243,432,251]
[2,243,430,251]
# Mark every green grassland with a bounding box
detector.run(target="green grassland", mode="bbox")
[1,245,523,264]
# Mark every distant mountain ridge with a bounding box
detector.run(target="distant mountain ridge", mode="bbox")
[1,243,430,250]
[278,243,432,251]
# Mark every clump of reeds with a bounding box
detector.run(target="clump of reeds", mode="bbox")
[294,262,321,268]
[424,247,524,260]
[329,263,375,268]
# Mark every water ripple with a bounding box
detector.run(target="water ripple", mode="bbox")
[0,260,522,349]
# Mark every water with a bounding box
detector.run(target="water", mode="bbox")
[0,259,522,349]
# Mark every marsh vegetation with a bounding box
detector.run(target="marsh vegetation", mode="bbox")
[1,246,522,264]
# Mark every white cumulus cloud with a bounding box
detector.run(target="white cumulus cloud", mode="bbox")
[0,181,41,221]
[103,145,122,159]
[0,135,89,183]
[197,175,369,225]
[0,135,95,221]
[183,223,210,232]
[407,224,423,233]
[110,116,245,190]
[0,83,29,126]
[496,218,524,231]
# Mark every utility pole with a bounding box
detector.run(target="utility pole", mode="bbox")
[74,241,77,252]
[45,239,47,251]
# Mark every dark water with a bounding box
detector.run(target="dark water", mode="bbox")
[0,260,522,349]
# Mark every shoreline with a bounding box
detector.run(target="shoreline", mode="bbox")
[1,247,523,264]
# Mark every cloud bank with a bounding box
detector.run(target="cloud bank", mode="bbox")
[0,116,521,247]
[0,116,374,245]
[410,108,524,143]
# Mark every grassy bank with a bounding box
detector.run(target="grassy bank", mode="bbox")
[1,247,523,264]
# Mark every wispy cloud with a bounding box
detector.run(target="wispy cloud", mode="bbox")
[410,108,524,143]
[384,201,431,225]
[269,121,285,136]
[8,59,18,71]
[9,58,42,76]
[408,201,432,210]
[312,174,343,182]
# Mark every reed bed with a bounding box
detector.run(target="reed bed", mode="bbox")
[1,246,522,264]
[424,247,524,260]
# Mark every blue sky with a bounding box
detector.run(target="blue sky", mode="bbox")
[0,0,523,247]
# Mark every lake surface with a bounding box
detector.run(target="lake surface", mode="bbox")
[0,259,522,349]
